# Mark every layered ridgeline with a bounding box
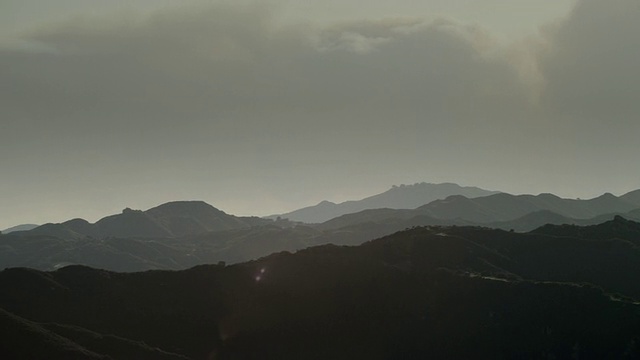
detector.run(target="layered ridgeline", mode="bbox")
[318,190,640,231]
[267,182,500,223]
[9,201,269,240]
[0,201,274,271]
[1,218,640,359]
[2,188,640,272]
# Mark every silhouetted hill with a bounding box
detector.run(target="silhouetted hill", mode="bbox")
[1,224,38,234]
[16,219,102,240]
[486,210,578,231]
[145,201,268,236]
[419,192,639,222]
[12,201,271,241]
[269,182,499,223]
[146,201,240,236]
[2,221,640,359]
[484,210,638,232]
[95,208,174,238]
[317,208,418,230]
[531,215,640,245]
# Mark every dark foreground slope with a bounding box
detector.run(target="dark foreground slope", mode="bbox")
[1,219,640,359]
[0,306,188,360]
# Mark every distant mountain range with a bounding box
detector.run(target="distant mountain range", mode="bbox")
[3,187,640,357]
[3,187,640,272]
[318,191,640,231]
[267,182,500,223]
[2,217,639,359]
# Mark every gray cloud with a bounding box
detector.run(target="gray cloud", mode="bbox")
[0,0,639,227]
[0,5,530,167]
[533,0,640,189]
[540,0,640,123]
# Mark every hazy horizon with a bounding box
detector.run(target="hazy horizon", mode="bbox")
[2,182,638,230]
[2,0,639,229]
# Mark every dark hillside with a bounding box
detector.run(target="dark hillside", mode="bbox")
[11,201,270,241]
[532,215,640,244]
[1,220,640,359]
[0,307,107,360]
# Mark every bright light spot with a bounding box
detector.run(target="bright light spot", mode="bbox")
[260,268,266,274]
[255,275,262,282]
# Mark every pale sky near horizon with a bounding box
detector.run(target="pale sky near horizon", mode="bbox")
[2,0,639,229]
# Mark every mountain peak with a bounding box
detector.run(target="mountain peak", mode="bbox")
[122,207,141,214]
[145,200,226,217]
[63,218,90,225]
[150,200,217,208]
[612,214,630,223]
[538,193,561,199]
[270,182,499,223]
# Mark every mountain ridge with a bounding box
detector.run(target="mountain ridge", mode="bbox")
[1,224,39,234]
[11,201,270,240]
[319,191,640,231]
[4,192,640,272]
[268,182,500,223]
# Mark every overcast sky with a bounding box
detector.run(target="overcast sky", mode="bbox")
[2,0,639,228]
